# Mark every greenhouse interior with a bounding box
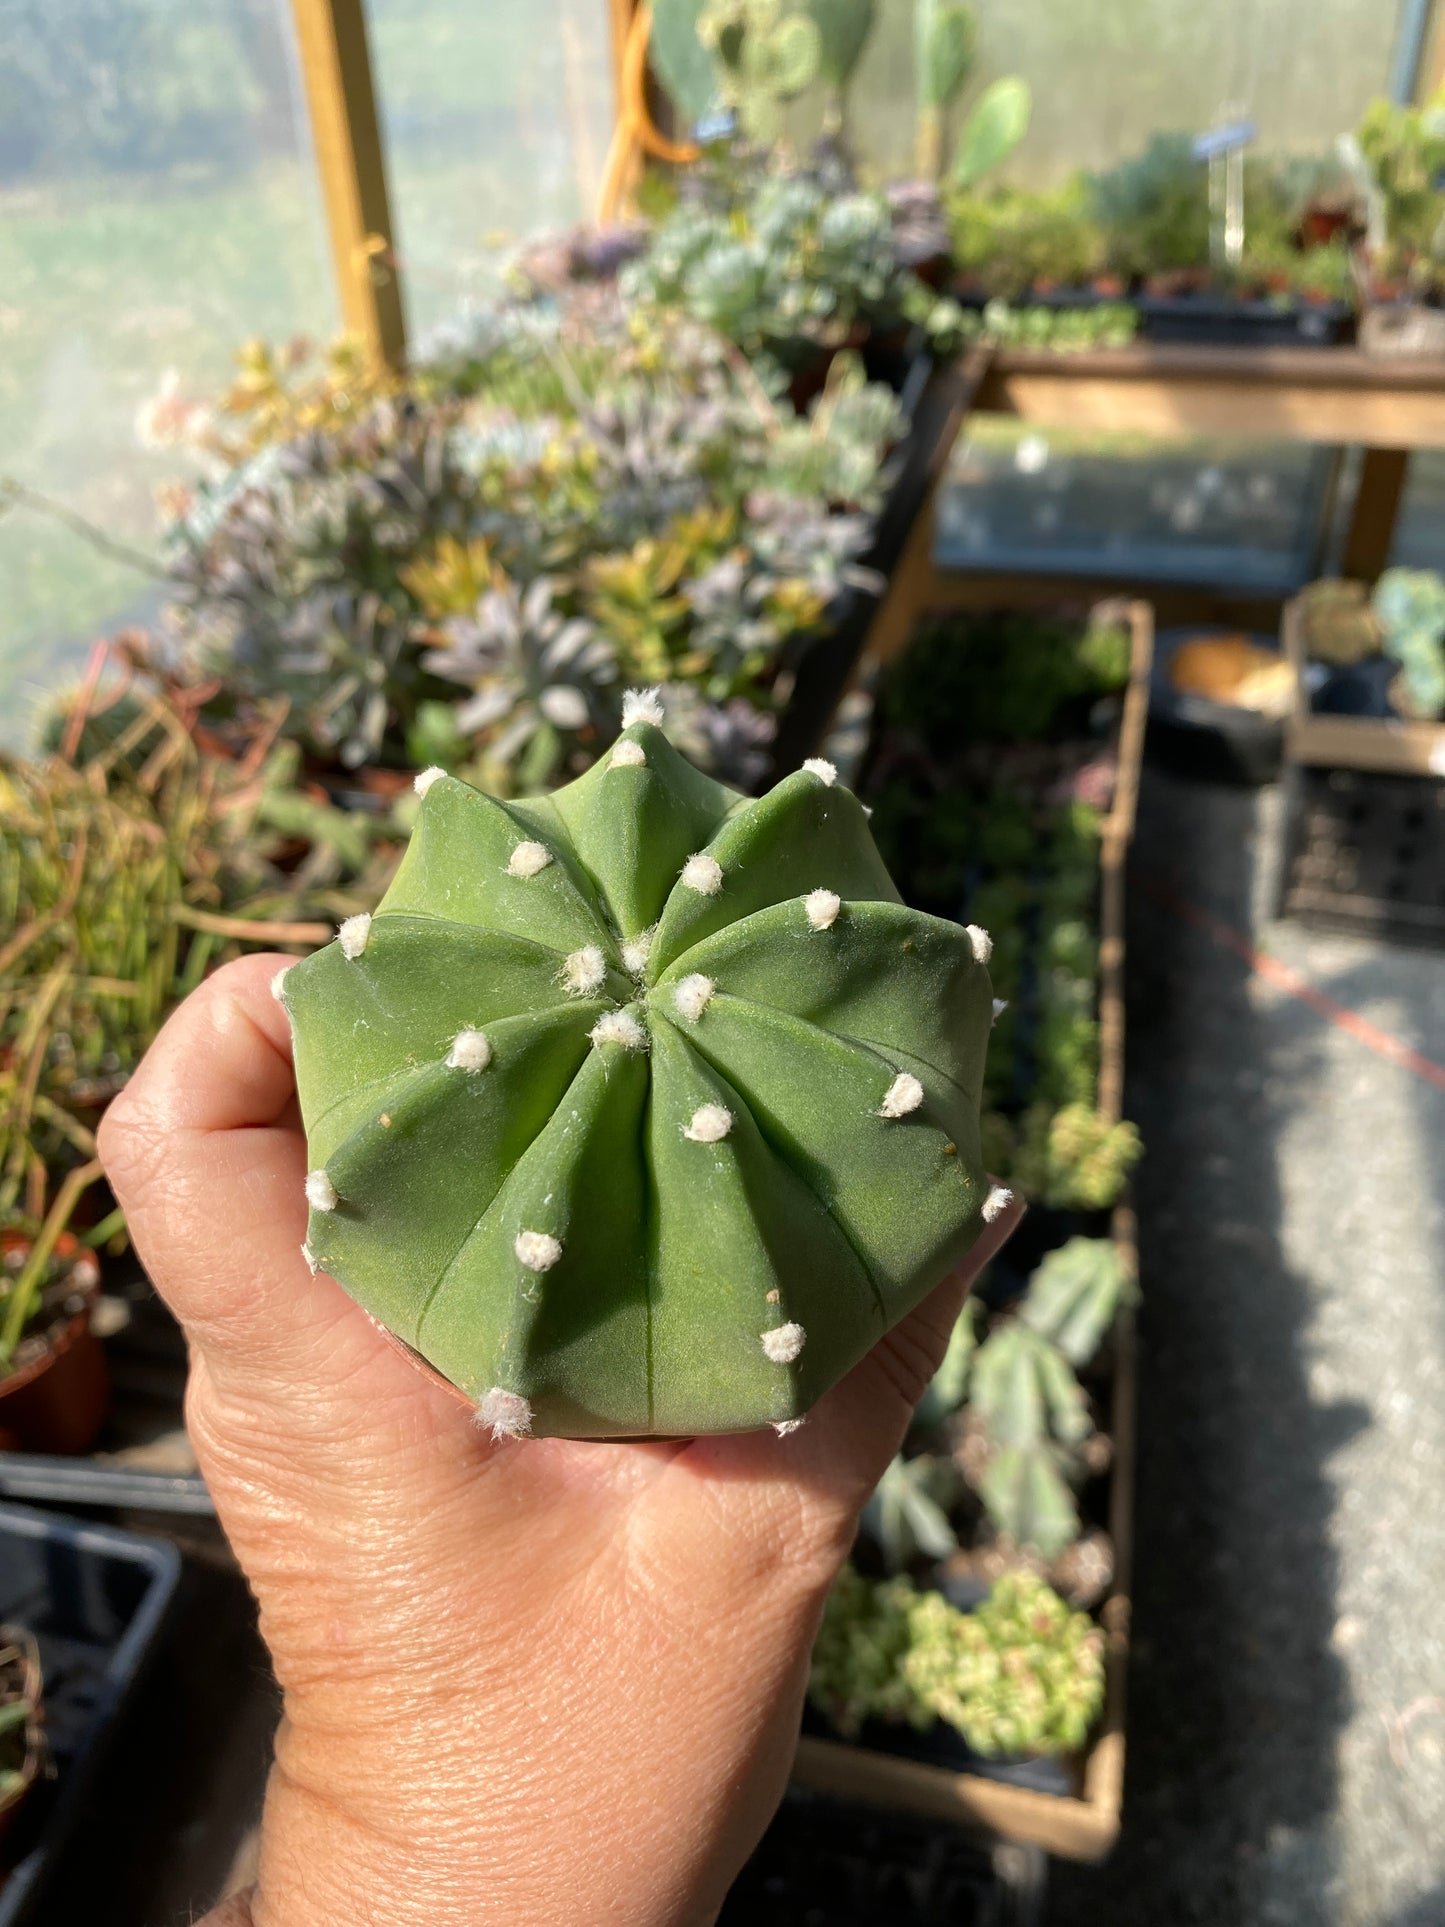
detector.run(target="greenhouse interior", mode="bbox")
[2,1,1445,1922]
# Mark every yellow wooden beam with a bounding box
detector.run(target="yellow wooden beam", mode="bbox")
[290,0,406,369]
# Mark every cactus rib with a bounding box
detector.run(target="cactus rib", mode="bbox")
[285,711,996,1437]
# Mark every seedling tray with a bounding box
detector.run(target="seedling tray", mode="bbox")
[790,606,1152,1863]
[1276,763,1445,947]
[0,1504,181,1926]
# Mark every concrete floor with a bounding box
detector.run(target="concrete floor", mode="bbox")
[1051,765,1445,1927]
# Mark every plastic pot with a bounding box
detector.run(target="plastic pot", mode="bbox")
[0,1299,109,1457]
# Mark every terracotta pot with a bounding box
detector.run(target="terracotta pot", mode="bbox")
[0,1294,109,1455]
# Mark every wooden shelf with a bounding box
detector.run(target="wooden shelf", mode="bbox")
[975,345,1445,448]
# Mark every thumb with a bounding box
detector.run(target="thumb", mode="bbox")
[98,955,409,1410]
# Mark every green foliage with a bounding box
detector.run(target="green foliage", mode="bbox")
[698,0,822,146]
[807,0,876,123]
[810,1566,1106,1756]
[1373,567,1445,720]
[954,299,1138,352]
[862,1453,960,1570]
[914,1298,980,1425]
[168,299,903,788]
[622,167,958,368]
[880,610,1130,755]
[1012,1102,1142,1212]
[1355,89,1445,263]
[961,1237,1129,1555]
[1019,1236,1136,1366]
[286,721,998,1438]
[916,0,975,113]
[649,0,719,129]
[952,77,1032,190]
[947,178,1105,298]
[1089,133,1210,280]
[0,683,388,1288]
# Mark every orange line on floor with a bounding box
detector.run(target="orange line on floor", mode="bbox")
[1144,881,1445,1096]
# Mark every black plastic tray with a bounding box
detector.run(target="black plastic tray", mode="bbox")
[0,1504,181,1926]
[1278,764,1445,947]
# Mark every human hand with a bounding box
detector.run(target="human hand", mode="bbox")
[100,955,1022,1927]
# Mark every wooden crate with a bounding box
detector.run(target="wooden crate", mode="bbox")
[1282,596,1445,778]
[790,603,1153,1864]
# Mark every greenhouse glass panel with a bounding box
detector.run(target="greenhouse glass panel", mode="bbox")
[831,0,1403,185]
[0,0,335,746]
[365,0,617,343]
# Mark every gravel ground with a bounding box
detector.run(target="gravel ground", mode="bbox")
[1050,765,1445,1927]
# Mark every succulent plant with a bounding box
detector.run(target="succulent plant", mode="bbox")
[1012,1101,1142,1212]
[806,0,876,136]
[699,0,822,146]
[648,0,720,131]
[1020,1236,1135,1368]
[914,0,975,177]
[621,169,957,372]
[862,1452,960,1570]
[1373,567,1445,720]
[952,77,1031,189]
[282,703,1002,1438]
[810,1565,1106,1756]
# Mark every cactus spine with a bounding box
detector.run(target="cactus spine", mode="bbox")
[282,701,995,1439]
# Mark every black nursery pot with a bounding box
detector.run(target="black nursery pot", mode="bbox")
[1311,658,1397,720]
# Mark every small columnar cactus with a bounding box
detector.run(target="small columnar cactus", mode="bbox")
[281,696,998,1439]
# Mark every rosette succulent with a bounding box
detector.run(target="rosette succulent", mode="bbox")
[281,696,1002,1438]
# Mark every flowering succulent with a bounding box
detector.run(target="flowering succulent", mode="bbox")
[281,704,1002,1438]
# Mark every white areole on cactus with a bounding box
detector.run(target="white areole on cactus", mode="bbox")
[283,712,999,1439]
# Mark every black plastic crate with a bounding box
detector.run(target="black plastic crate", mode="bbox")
[0,1504,181,1926]
[1279,765,1445,946]
[719,1788,1044,1927]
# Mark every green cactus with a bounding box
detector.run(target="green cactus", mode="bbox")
[700,0,822,146]
[1019,1235,1135,1367]
[806,0,876,135]
[649,0,719,130]
[952,75,1031,189]
[914,0,975,178]
[862,1452,960,1571]
[282,695,1000,1439]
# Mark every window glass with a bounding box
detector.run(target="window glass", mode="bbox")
[840,0,1403,184]
[0,0,335,745]
[365,0,618,343]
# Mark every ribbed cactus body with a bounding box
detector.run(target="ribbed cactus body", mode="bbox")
[283,716,995,1438]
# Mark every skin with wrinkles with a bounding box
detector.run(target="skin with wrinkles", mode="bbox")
[97,959,1024,1927]
[279,716,996,1437]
